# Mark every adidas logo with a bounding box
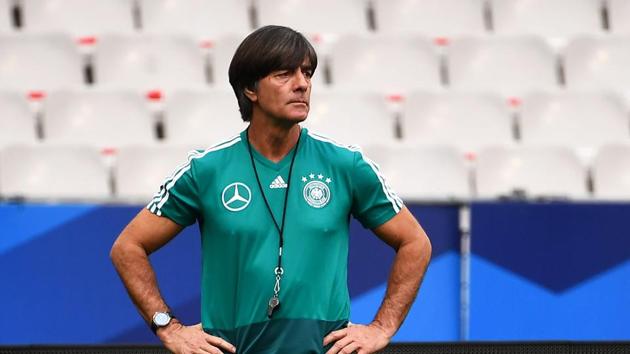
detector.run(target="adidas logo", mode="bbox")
[270,176,288,189]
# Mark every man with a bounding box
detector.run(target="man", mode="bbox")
[111,25,431,354]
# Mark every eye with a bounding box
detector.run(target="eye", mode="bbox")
[275,71,290,79]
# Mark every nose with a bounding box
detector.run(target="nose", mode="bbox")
[293,70,309,91]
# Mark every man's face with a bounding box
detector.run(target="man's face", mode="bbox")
[247,60,313,124]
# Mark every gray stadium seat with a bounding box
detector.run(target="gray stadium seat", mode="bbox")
[0,33,84,91]
[93,34,207,91]
[139,0,250,39]
[0,144,110,200]
[475,146,588,199]
[21,0,135,37]
[362,144,470,201]
[372,0,486,37]
[400,90,513,153]
[163,89,247,146]
[0,91,37,147]
[42,89,156,147]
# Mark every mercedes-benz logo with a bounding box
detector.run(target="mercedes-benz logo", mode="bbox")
[221,182,252,212]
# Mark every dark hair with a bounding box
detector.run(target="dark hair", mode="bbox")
[228,25,318,122]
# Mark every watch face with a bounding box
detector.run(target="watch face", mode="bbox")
[153,312,171,326]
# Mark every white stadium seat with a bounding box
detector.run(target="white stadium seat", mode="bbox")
[209,34,247,89]
[163,89,247,146]
[0,34,83,91]
[593,144,630,200]
[475,146,588,199]
[115,145,194,201]
[139,0,250,39]
[328,34,441,93]
[372,0,486,37]
[0,0,12,33]
[42,89,155,147]
[256,0,369,35]
[21,0,135,37]
[0,91,37,147]
[608,0,630,34]
[400,91,513,153]
[304,90,396,146]
[93,34,207,91]
[362,144,470,201]
[564,36,630,93]
[447,36,557,96]
[490,0,603,41]
[520,91,629,155]
[0,144,110,200]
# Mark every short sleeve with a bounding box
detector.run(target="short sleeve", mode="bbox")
[350,150,404,229]
[146,154,200,227]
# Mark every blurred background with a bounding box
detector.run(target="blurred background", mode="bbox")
[1,0,629,346]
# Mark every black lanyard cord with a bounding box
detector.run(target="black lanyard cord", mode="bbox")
[245,127,301,273]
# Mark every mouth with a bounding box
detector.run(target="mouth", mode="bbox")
[288,100,309,106]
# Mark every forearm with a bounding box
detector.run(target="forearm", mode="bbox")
[372,234,431,337]
[110,240,170,323]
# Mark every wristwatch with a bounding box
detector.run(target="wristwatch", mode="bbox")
[151,311,175,334]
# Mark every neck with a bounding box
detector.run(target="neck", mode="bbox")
[247,118,301,163]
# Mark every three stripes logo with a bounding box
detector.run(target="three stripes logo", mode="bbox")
[269,176,288,189]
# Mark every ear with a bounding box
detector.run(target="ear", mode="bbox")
[244,87,258,102]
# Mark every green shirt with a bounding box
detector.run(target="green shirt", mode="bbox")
[147,127,403,353]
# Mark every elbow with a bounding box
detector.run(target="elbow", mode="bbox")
[416,230,432,263]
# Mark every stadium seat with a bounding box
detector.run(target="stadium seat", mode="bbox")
[328,34,441,93]
[163,89,247,146]
[138,0,250,39]
[93,34,207,91]
[372,0,486,37]
[608,0,630,34]
[362,144,470,201]
[0,0,12,33]
[21,0,135,37]
[115,145,194,201]
[519,91,629,156]
[475,146,588,199]
[0,144,110,200]
[255,0,369,34]
[490,0,603,42]
[447,36,557,96]
[0,91,37,147]
[304,90,396,146]
[400,90,513,153]
[42,89,155,147]
[592,144,630,200]
[0,34,84,91]
[564,36,630,93]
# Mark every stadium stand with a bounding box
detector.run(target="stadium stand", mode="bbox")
[138,0,251,39]
[162,89,246,146]
[400,90,513,153]
[0,33,84,91]
[489,0,603,45]
[475,146,588,199]
[304,90,397,146]
[372,0,486,37]
[21,0,135,37]
[564,35,630,94]
[446,35,558,97]
[255,0,369,34]
[93,34,207,91]
[41,89,155,147]
[328,34,441,93]
[362,144,470,201]
[519,91,629,158]
[592,144,630,200]
[0,144,110,200]
[114,145,194,201]
[0,91,37,147]
[608,0,630,34]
